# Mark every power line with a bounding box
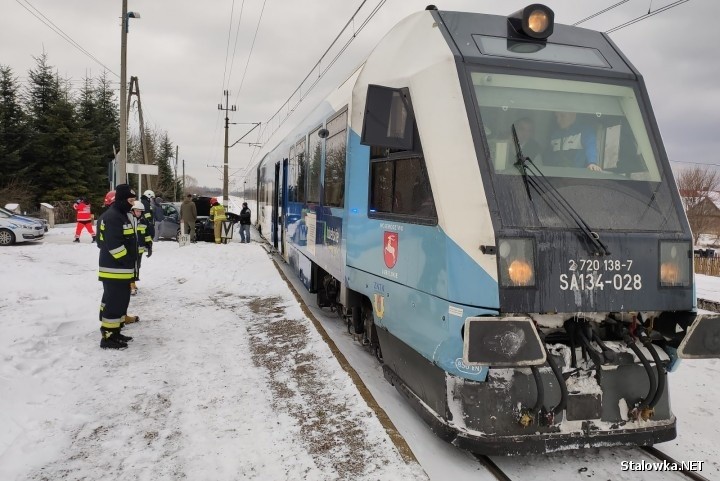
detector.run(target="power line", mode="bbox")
[572,0,629,26]
[225,0,248,94]
[220,0,236,94]
[14,0,118,78]
[605,0,690,34]
[232,0,269,108]
[258,0,387,145]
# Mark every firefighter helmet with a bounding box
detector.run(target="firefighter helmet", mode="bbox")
[143,190,155,198]
[131,201,145,211]
[104,191,115,206]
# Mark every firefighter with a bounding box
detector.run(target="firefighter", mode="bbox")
[129,200,152,295]
[209,197,227,244]
[140,190,156,245]
[96,184,139,349]
[73,197,96,243]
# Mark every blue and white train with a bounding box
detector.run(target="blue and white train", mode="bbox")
[243,5,720,454]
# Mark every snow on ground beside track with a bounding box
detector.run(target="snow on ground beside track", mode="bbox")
[0,225,425,481]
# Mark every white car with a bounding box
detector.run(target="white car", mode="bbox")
[0,207,45,245]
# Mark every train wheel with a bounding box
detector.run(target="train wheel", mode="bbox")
[361,302,383,363]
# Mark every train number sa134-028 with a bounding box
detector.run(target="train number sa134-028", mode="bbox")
[559,259,643,291]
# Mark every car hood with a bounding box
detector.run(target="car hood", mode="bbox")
[14,215,43,225]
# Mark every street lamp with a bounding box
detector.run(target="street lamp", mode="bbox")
[118,0,141,185]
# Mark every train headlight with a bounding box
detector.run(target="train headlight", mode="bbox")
[508,4,554,40]
[659,241,691,287]
[498,238,536,287]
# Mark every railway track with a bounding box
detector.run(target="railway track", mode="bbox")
[473,455,513,481]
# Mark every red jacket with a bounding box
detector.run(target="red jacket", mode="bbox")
[74,201,93,222]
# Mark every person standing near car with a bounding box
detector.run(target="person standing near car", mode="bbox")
[96,184,139,349]
[73,197,96,243]
[209,197,226,244]
[152,196,165,242]
[239,202,251,243]
[180,193,197,242]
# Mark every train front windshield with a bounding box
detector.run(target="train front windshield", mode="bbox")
[471,71,683,232]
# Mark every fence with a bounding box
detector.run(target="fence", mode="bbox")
[694,256,720,276]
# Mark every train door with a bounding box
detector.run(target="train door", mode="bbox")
[273,162,280,249]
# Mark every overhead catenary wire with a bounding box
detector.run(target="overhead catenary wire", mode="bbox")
[14,0,118,78]
[572,0,629,26]
[605,0,690,34]
[258,0,387,145]
[232,0,269,108]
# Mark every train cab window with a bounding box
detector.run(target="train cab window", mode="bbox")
[472,72,661,182]
[323,109,348,207]
[307,126,322,203]
[470,70,682,232]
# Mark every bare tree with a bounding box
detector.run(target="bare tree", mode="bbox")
[677,166,720,244]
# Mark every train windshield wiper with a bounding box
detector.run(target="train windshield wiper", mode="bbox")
[511,124,611,256]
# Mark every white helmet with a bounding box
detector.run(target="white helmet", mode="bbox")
[143,190,155,198]
[131,200,145,211]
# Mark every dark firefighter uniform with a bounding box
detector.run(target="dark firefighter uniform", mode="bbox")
[96,184,138,349]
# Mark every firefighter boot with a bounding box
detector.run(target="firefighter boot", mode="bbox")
[116,328,133,342]
[100,327,128,349]
[73,238,80,243]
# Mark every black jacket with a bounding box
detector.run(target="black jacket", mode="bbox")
[140,195,155,240]
[97,201,139,282]
[240,207,251,225]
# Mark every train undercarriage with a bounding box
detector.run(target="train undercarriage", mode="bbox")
[312,267,719,455]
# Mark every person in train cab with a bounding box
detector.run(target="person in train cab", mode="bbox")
[209,197,227,244]
[96,184,139,349]
[72,196,96,243]
[547,111,601,171]
[514,117,542,162]
[180,193,197,243]
[239,202,251,243]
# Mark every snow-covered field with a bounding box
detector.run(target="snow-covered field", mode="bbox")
[1,225,719,481]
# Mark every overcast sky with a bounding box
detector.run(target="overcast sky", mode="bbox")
[2,0,717,189]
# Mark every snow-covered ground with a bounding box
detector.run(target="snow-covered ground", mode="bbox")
[0,226,424,481]
[2,225,719,481]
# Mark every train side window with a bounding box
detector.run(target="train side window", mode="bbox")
[307,126,322,203]
[361,85,414,150]
[324,109,348,207]
[296,138,307,203]
[288,143,297,202]
[369,154,437,224]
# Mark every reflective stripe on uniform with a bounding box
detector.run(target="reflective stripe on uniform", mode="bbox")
[101,320,122,328]
[139,247,146,254]
[109,245,128,259]
[144,235,152,243]
[99,266,134,280]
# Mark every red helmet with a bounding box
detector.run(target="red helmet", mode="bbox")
[104,190,116,206]
[210,197,218,204]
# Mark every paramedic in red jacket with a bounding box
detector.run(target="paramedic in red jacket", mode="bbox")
[73,197,96,243]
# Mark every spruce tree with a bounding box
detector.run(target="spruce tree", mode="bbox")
[0,65,28,186]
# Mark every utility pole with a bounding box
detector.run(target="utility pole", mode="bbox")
[118,0,128,185]
[218,90,236,206]
[118,1,140,186]
[174,145,179,201]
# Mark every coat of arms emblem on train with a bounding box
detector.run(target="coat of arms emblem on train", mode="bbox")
[384,231,398,268]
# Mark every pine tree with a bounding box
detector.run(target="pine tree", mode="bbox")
[0,65,28,186]
[156,132,177,200]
